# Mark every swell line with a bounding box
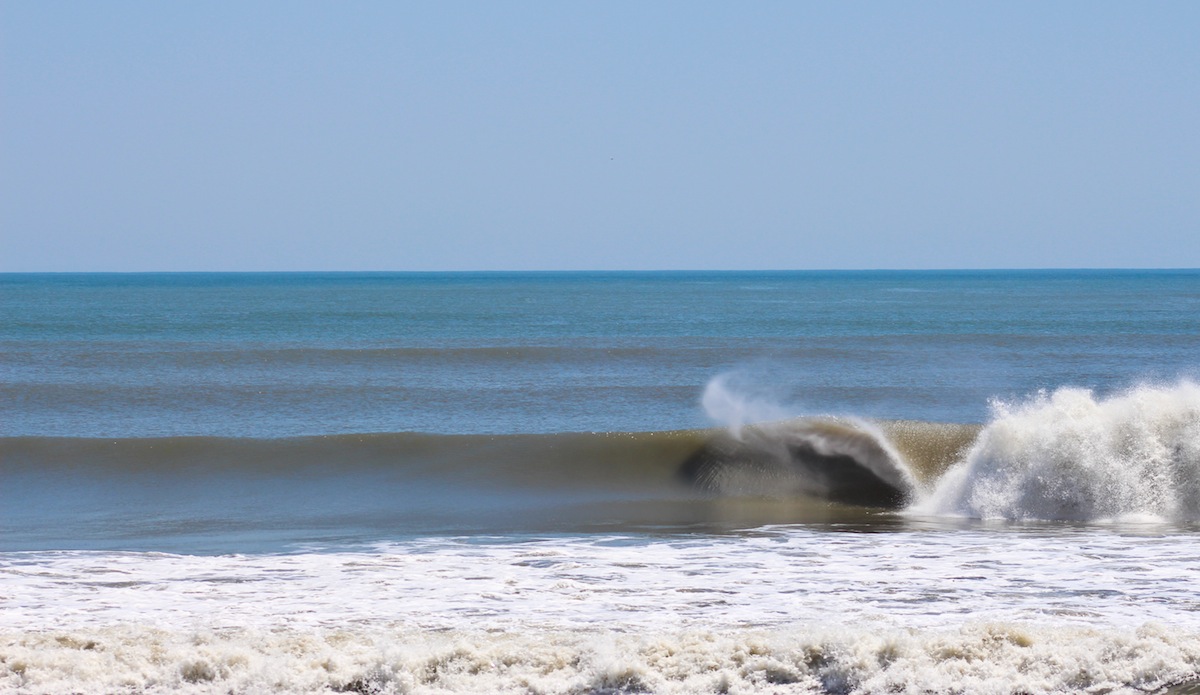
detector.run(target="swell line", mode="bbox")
[1,420,975,506]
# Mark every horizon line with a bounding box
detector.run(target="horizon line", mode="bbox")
[2,267,1200,275]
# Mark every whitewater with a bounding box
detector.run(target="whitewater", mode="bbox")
[3,271,1200,694]
[4,531,1199,693]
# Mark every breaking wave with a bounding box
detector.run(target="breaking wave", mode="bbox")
[916,382,1200,523]
[7,381,1200,533]
[699,373,1200,523]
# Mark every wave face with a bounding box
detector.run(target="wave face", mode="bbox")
[0,422,979,506]
[679,419,975,508]
[0,430,706,485]
[917,383,1200,522]
[1,421,983,551]
[0,431,709,551]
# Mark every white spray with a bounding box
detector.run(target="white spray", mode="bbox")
[916,382,1200,522]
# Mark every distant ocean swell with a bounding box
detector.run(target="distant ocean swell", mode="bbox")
[6,383,1200,525]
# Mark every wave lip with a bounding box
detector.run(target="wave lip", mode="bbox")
[915,382,1200,523]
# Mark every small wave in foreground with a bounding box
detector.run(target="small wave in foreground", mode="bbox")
[3,623,1196,695]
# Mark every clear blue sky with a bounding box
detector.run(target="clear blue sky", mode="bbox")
[2,2,1197,271]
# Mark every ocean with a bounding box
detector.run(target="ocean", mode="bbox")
[2,270,1199,694]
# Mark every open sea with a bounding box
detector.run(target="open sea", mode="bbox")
[3,270,1200,694]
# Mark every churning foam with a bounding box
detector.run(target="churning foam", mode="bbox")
[916,382,1200,522]
[4,623,1198,695]
[4,528,1200,693]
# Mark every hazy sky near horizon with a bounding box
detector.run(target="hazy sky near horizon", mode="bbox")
[2,2,1197,271]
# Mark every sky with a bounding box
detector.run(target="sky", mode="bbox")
[1,2,1197,271]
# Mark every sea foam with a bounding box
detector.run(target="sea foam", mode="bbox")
[4,623,1197,694]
